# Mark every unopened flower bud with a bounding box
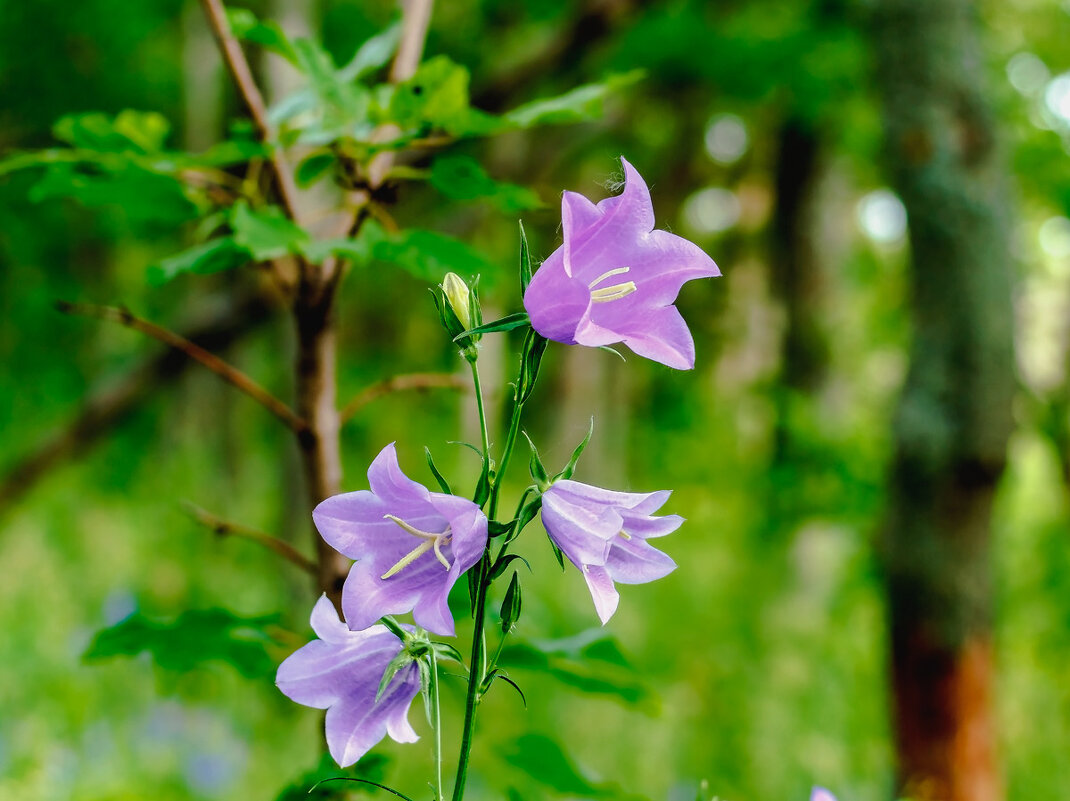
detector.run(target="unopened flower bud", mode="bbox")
[441,273,472,331]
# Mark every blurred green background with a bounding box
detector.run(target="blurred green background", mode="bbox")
[2,0,1070,799]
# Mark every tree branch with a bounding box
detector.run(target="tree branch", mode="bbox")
[183,501,316,574]
[196,0,302,222]
[0,292,271,518]
[56,301,307,433]
[341,372,467,423]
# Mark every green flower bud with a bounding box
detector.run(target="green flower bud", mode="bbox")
[441,272,472,331]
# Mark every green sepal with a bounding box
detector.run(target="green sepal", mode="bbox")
[518,220,533,294]
[489,553,532,582]
[597,345,626,362]
[418,658,433,727]
[488,520,513,538]
[510,495,543,545]
[424,447,453,495]
[548,537,566,571]
[430,641,467,666]
[522,432,549,487]
[553,417,594,482]
[379,615,409,643]
[431,286,467,342]
[377,649,415,701]
[454,312,530,341]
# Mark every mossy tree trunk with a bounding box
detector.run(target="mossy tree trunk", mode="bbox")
[871,2,1015,799]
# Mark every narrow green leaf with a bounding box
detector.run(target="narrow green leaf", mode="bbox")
[489,553,532,582]
[519,220,533,294]
[454,312,531,341]
[548,536,566,570]
[424,447,453,495]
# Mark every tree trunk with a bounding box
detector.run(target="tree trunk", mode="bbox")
[871,2,1015,800]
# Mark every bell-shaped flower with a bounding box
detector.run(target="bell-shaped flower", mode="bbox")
[276,595,422,768]
[541,479,682,624]
[523,157,719,370]
[810,789,837,801]
[313,443,488,636]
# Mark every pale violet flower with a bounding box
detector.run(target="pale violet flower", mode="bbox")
[523,157,719,369]
[314,443,488,636]
[276,595,421,767]
[541,480,681,623]
[811,788,837,801]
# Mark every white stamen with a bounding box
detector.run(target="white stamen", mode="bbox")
[619,530,632,540]
[590,282,637,303]
[380,515,452,578]
[588,266,632,289]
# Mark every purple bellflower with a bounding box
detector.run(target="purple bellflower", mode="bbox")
[313,443,488,636]
[810,789,838,801]
[276,595,421,768]
[523,157,719,370]
[541,479,682,624]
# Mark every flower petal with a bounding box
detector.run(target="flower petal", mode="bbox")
[582,563,621,625]
[541,488,621,566]
[605,535,677,585]
[621,304,696,370]
[523,248,590,343]
[367,443,432,505]
[561,191,601,278]
[325,661,420,767]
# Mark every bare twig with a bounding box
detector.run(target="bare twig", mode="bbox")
[390,0,435,83]
[56,301,307,433]
[196,0,302,223]
[183,502,316,574]
[341,372,468,423]
[0,292,271,518]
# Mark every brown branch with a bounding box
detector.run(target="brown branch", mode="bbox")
[197,0,302,223]
[56,301,307,433]
[183,501,316,574]
[341,372,467,423]
[390,0,435,83]
[0,292,271,518]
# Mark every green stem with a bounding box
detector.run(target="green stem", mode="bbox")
[487,397,524,520]
[429,648,443,800]
[468,360,491,464]
[450,572,488,801]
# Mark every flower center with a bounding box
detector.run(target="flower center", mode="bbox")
[588,267,637,303]
[379,514,452,579]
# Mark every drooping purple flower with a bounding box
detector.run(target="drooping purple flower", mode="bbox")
[541,479,682,624]
[313,443,488,636]
[810,788,837,801]
[523,157,719,370]
[276,595,421,768]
